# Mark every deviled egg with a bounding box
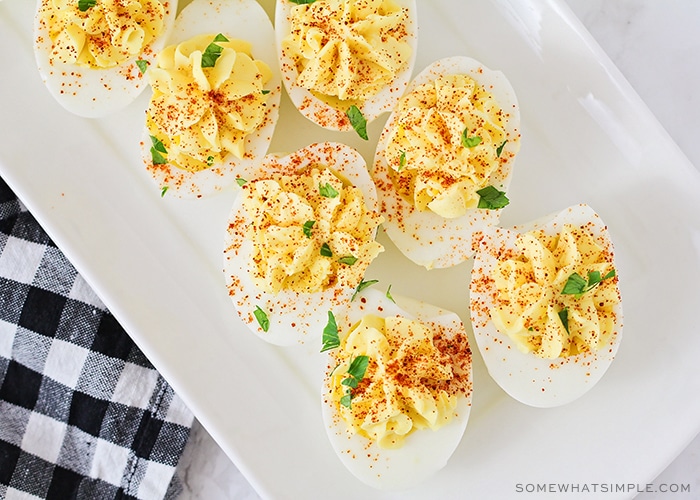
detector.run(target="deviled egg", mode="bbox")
[223,142,384,345]
[373,56,521,269]
[275,0,417,134]
[321,288,472,489]
[141,0,281,198]
[469,204,623,407]
[33,0,177,117]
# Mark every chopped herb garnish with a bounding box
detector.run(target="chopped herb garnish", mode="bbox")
[386,284,395,303]
[321,311,340,352]
[346,355,369,382]
[201,33,229,68]
[346,105,368,140]
[206,155,214,167]
[78,0,96,11]
[290,0,317,3]
[253,305,270,332]
[320,242,333,257]
[235,177,247,186]
[398,150,406,170]
[319,182,339,198]
[261,89,271,95]
[561,269,616,298]
[339,355,369,408]
[496,139,508,157]
[558,307,570,335]
[477,185,509,209]
[562,272,587,296]
[160,186,168,197]
[303,220,315,238]
[352,278,378,301]
[341,375,359,389]
[136,59,148,75]
[461,128,482,148]
[149,135,168,165]
[338,255,358,266]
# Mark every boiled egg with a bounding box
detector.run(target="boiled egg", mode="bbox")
[321,287,472,489]
[33,0,177,117]
[275,0,417,132]
[141,0,281,198]
[469,204,623,407]
[223,142,384,346]
[373,56,521,269]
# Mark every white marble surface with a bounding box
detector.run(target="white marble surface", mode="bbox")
[174,1,700,498]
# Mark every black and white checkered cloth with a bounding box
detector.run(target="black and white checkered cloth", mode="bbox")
[0,176,194,499]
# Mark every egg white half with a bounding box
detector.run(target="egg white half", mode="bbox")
[274,0,417,132]
[469,204,623,408]
[33,0,178,118]
[141,0,281,198]
[223,142,381,346]
[373,56,521,269]
[322,288,473,490]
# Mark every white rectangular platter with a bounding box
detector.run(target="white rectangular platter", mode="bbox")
[2,0,700,498]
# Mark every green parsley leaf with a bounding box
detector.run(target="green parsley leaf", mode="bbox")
[340,394,353,408]
[461,128,482,148]
[341,376,359,389]
[346,105,368,140]
[235,177,247,186]
[338,355,369,408]
[496,140,508,157]
[303,220,315,238]
[398,150,406,170]
[149,135,168,165]
[346,355,369,382]
[561,269,616,298]
[253,305,270,332]
[150,135,167,153]
[201,33,229,68]
[561,272,587,296]
[338,255,358,266]
[136,59,148,75]
[261,89,271,95]
[319,182,339,198]
[206,155,214,167]
[558,307,570,335]
[320,242,333,257]
[160,186,168,197]
[290,0,317,3]
[588,270,603,288]
[386,284,395,303]
[78,0,96,11]
[603,269,616,280]
[352,278,379,301]
[320,311,340,352]
[477,185,509,209]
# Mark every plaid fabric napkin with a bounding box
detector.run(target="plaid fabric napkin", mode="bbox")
[0,176,194,499]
